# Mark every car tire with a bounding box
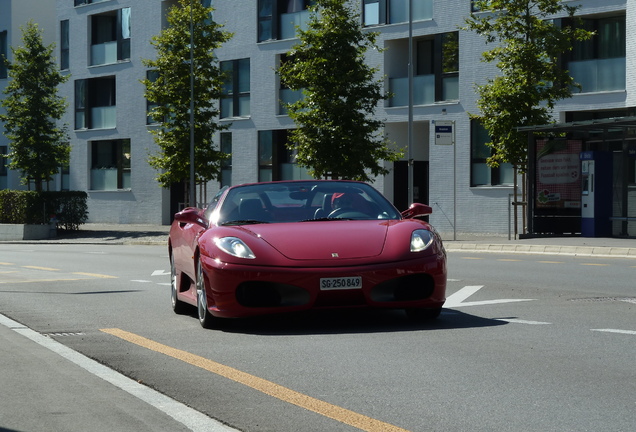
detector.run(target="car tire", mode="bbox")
[406,307,442,321]
[196,255,215,329]
[170,253,188,315]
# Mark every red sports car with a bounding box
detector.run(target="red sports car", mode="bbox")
[169,180,446,328]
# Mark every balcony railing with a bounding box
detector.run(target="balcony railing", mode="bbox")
[569,57,626,93]
[91,106,116,129]
[389,75,435,107]
[280,10,310,40]
[91,41,117,66]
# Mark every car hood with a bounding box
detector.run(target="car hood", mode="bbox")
[245,220,390,260]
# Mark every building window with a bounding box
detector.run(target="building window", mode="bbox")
[0,146,6,190]
[90,8,131,66]
[146,70,159,125]
[0,146,7,176]
[388,32,459,106]
[60,20,70,70]
[90,139,131,190]
[75,0,108,7]
[567,15,625,93]
[278,54,303,115]
[258,130,311,182]
[258,0,313,42]
[363,0,432,26]
[221,59,250,119]
[0,30,7,79]
[75,77,116,130]
[220,132,232,187]
[470,121,513,187]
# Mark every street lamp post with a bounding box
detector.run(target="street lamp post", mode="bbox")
[407,0,414,205]
[189,0,196,207]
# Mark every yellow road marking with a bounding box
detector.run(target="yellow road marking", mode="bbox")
[0,262,15,266]
[72,272,118,279]
[580,263,609,267]
[0,278,85,284]
[22,265,59,271]
[101,328,411,432]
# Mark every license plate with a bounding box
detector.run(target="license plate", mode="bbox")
[320,276,362,290]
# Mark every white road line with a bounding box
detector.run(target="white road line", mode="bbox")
[496,318,551,325]
[131,279,152,283]
[0,314,238,432]
[444,285,534,308]
[591,328,636,335]
[152,270,170,276]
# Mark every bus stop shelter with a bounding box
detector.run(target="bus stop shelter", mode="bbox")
[520,116,636,237]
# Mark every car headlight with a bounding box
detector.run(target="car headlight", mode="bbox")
[410,229,434,252]
[215,237,256,259]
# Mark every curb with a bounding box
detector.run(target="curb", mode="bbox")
[444,243,636,259]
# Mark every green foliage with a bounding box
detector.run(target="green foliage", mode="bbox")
[0,190,87,230]
[464,0,594,167]
[0,21,70,191]
[277,0,401,182]
[142,0,232,189]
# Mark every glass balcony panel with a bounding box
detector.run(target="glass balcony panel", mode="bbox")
[569,57,625,93]
[442,76,459,101]
[389,75,434,107]
[91,106,116,129]
[91,41,117,66]
[280,10,310,39]
[91,168,117,190]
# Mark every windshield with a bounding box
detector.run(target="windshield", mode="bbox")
[215,181,401,225]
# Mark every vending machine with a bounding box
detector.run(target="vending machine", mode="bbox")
[580,151,612,237]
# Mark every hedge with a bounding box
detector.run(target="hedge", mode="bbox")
[0,190,88,231]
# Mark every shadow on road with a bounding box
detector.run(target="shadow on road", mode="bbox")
[189,308,508,336]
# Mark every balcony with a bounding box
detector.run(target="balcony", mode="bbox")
[569,57,626,93]
[389,75,434,107]
[90,41,117,66]
[91,106,116,129]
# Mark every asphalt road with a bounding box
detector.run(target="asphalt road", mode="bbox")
[1,243,634,432]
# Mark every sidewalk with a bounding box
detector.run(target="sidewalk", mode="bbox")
[3,223,635,258]
[441,232,636,258]
[0,314,236,432]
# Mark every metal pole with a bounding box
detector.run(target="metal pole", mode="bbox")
[189,0,196,207]
[407,0,414,205]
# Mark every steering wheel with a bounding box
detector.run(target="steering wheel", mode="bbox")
[327,209,369,219]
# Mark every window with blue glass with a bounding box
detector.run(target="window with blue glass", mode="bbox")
[221,59,250,119]
[363,0,432,26]
[258,0,314,42]
[566,15,625,93]
[471,121,514,187]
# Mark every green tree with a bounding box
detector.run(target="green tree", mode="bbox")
[277,0,401,182]
[0,21,70,192]
[464,0,594,168]
[143,0,231,195]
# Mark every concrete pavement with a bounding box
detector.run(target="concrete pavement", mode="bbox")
[1,223,634,432]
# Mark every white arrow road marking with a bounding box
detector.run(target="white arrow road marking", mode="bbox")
[445,285,535,308]
[152,270,170,276]
[591,329,636,335]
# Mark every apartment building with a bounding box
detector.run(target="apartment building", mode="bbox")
[0,0,57,190]
[1,0,633,235]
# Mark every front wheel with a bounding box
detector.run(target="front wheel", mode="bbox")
[170,254,187,314]
[196,256,215,329]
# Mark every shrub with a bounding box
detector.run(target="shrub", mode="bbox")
[0,190,88,230]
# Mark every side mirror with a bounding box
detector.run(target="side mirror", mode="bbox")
[401,203,433,219]
[174,208,208,227]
